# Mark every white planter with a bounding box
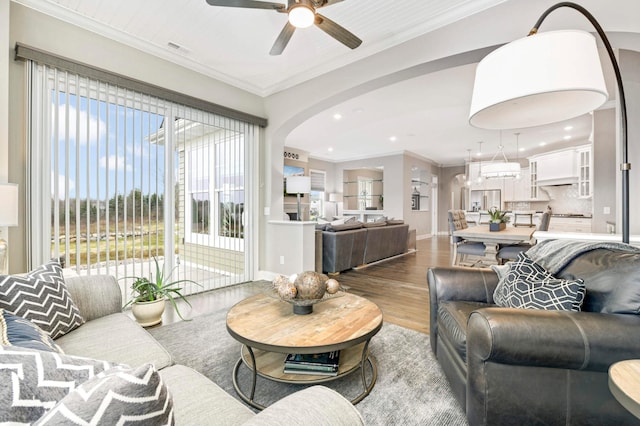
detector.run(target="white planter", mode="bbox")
[131,298,166,327]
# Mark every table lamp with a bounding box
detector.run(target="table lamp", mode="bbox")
[0,183,19,274]
[286,176,311,221]
[468,2,630,243]
[329,193,342,217]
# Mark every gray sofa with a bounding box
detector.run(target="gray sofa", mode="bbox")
[322,223,409,273]
[56,274,364,425]
[427,240,640,425]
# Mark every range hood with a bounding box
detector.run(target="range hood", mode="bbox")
[537,176,578,186]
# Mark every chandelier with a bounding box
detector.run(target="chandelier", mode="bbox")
[482,133,521,179]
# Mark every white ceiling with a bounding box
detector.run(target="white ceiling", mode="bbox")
[15,0,640,166]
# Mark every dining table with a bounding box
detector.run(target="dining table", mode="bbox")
[453,225,536,264]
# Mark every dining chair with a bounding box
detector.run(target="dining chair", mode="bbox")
[496,211,551,263]
[448,209,486,266]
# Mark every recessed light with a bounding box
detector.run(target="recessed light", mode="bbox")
[564,125,573,131]
[328,147,334,152]
[563,135,572,140]
[539,142,547,146]
[333,113,342,120]
[389,136,397,142]
[353,108,364,113]
[519,147,525,152]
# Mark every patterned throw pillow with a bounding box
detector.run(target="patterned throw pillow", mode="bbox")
[0,346,117,423]
[36,364,175,425]
[0,260,84,339]
[0,309,62,353]
[494,252,586,311]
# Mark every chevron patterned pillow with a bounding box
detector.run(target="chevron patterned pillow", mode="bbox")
[35,363,175,425]
[0,260,84,339]
[0,309,63,353]
[0,346,118,423]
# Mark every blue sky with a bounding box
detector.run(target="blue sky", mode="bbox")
[52,92,168,200]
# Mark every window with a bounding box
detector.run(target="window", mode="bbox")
[309,169,325,220]
[27,61,258,297]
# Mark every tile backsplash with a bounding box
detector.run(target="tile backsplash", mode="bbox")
[505,184,592,215]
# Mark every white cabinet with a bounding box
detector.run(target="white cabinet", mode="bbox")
[577,147,592,198]
[529,160,539,199]
[535,149,577,184]
[547,216,592,233]
[502,167,529,201]
[529,145,592,187]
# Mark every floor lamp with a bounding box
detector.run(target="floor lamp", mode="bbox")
[468,2,630,243]
[286,176,311,221]
[0,183,19,274]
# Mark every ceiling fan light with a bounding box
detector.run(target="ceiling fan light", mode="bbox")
[289,5,315,28]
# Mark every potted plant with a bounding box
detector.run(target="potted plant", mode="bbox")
[488,206,509,231]
[122,257,201,327]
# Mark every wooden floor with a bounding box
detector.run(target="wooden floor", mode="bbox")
[159,235,454,334]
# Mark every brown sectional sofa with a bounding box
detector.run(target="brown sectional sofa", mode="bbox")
[320,221,409,273]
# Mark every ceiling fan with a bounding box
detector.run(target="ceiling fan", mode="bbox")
[205,0,362,55]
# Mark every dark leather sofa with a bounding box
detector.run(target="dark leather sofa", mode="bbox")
[428,242,640,425]
[322,223,409,273]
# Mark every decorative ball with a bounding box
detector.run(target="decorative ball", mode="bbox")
[272,274,290,290]
[325,278,340,294]
[277,281,297,301]
[294,271,327,300]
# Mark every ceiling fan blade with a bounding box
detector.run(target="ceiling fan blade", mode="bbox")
[314,0,345,8]
[205,0,285,11]
[314,13,362,49]
[270,22,296,55]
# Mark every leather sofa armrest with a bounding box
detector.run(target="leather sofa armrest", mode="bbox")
[427,267,498,352]
[64,275,123,321]
[468,307,640,372]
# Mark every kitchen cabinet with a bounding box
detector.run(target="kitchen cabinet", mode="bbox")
[529,145,591,187]
[530,160,538,199]
[547,216,592,233]
[503,167,530,201]
[577,146,592,198]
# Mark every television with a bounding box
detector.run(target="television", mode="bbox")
[284,165,306,195]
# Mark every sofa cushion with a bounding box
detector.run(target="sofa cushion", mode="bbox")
[54,313,173,370]
[494,253,585,311]
[159,364,254,425]
[0,346,117,424]
[35,363,174,425]
[326,222,363,232]
[1,309,62,353]
[362,221,387,228]
[0,261,84,339]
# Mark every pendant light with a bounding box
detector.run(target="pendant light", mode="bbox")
[475,141,483,184]
[482,131,521,179]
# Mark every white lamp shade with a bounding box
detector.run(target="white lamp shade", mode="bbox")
[0,183,19,227]
[286,176,311,194]
[329,193,343,203]
[469,30,608,129]
[481,162,521,179]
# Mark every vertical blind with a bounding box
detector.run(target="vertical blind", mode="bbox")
[27,61,258,298]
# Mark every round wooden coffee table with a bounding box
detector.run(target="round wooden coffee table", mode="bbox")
[226,292,383,410]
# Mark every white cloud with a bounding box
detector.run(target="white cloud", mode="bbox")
[51,172,74,199]
[52,103,107,145]
[99,155,132,172]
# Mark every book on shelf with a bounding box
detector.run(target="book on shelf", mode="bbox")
[284,351,340,368]
[283,367,338,377]
[283,362,338,372]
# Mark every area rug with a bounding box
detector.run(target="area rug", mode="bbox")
[149,310,467,425]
